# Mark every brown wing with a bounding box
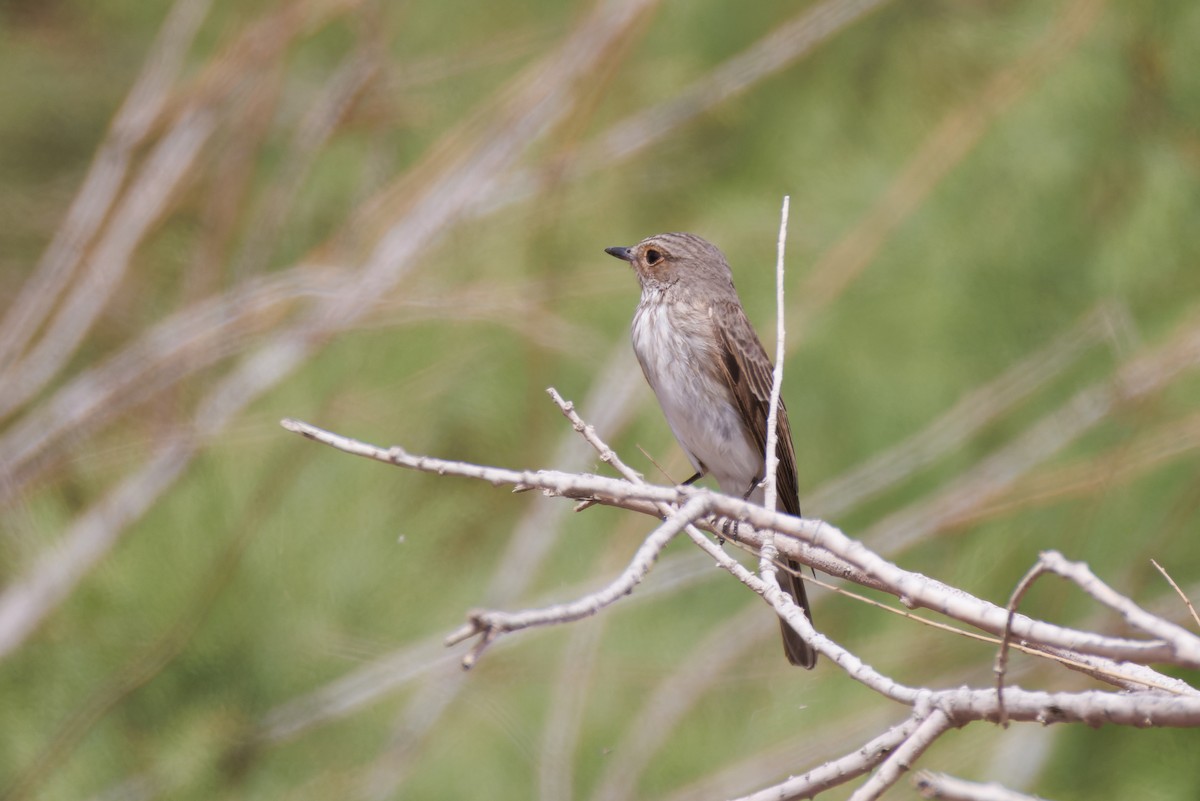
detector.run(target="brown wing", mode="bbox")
[710,299,802,518]
[712,299,816,668]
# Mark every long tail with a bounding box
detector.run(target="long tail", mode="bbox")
[778,559,817,669]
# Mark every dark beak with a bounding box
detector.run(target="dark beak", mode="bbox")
[604,246,632,262]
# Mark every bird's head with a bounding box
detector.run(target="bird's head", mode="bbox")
[604,232,733,290]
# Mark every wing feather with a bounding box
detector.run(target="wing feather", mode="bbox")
[710,299,801,518]
[712,299,816,668]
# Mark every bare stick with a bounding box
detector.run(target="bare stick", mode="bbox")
[849,705,952,801]
[762,194,789,514]
[997,550,1200,726]
[758,195,789,606]
[731,717,920,801]
[1152,558,1200,630]
[915,771,1050,801]
[1037,551,1200,648]
[548,388,641,484]
[444,496,711,668]
[996,559,1048,728]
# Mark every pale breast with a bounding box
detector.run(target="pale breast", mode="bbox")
[631,297,762,494]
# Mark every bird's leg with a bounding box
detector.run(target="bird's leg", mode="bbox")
[742,479,759,500]
[679,471,727,544]
[720,477,762,543]
[718,476,759,544]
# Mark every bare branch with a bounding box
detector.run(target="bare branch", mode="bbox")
[279,417,1200,671]
[916,772,1051,801]
[996,557,1047,728]
[444,496,710,668]
[1037,551,1200,650]
[281,406,1200,793]
[997,551,1200,708]
[850,704,952,801]
[278,362,1200,796]
[731,717,921,801]
[762,194,789,515]
[279,378,1200,798]
[915,771,1050,801]
[758,194,790,626]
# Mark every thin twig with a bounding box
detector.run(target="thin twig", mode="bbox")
[1152,558,1200,630]
[849,704,952,801]
[444,496,711,668]
[996,559,1048,728]
[280,420,1200,746]
[914,771,1050,801]
[731,716,921,801]
[758,195,789,617]
[762,195,788,517]
[1037,551,1200,651]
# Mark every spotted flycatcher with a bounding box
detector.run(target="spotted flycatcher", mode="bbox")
[605,232,816,668]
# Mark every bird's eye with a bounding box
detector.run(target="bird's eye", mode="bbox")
[645,248,663,266]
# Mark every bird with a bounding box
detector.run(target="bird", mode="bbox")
[605,231,816,668]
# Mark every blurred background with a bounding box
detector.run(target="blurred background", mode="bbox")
[2,0,1199,798]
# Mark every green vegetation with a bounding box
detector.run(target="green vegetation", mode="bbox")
[1,0,1199,798]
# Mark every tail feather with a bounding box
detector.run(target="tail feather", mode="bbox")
[778,559,817,669]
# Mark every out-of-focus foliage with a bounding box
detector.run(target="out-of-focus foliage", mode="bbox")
[1,0,1199,799]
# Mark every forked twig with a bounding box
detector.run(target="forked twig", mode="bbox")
[281,417,1200,673]
[995,559,1047,728]
[849,701,952,801]
[444,496,710,668]
[283,412,1200,800]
